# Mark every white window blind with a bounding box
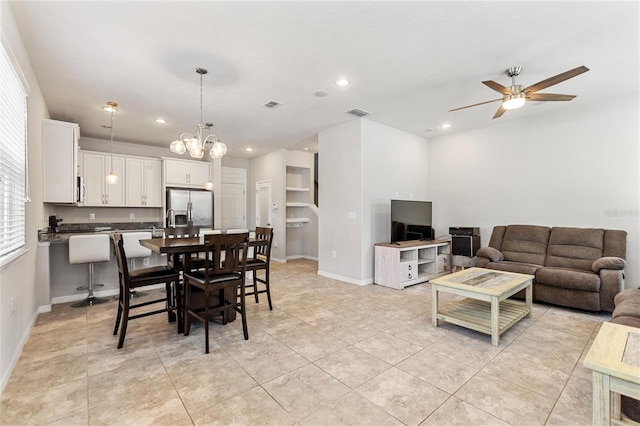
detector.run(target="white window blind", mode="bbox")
[0,42,28,259]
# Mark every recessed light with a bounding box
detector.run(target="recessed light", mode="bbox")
[245,147,253,152]
[155,118,166,124]
[335,79,350,87]
[441,123,452,129]
[302,147,309,151]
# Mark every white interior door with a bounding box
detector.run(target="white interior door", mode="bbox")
[256,180,272,227]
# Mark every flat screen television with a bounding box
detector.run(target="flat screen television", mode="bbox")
[390,200,433,242]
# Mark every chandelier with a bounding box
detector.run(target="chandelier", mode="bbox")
[169,67,227,159]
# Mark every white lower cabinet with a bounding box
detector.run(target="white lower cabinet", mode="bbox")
[125,157,162,207]
[80,151,125,206]
[374,240,451,289]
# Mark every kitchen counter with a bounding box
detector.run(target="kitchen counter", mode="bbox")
[39,222,164,243]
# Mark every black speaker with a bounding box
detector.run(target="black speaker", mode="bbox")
[451,235,481,257]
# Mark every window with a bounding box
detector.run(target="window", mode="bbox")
[0,41,28,260]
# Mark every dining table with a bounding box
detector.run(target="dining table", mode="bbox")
[139,235,249,330]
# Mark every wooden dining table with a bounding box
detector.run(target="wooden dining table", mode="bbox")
[139,236,247,330]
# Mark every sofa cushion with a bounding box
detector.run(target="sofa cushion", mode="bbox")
[614,288,640,305]
[536,267,601,292]
[485,261,541,277]
[603,229,628,258]
[611,294,640,320]
[545,227,604,271]
[501,225,551,265]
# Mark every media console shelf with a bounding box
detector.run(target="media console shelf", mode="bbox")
[374,240,451,289]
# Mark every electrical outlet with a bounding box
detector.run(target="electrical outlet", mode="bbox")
[90,213,95,220]
[143,257,150,266]
[130,213,135,219]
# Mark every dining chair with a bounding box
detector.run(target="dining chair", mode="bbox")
[121,231,152,297]
[112,233,180,349]
[183,232,249,353]
[164,226,204,271]
[244,227,274,309]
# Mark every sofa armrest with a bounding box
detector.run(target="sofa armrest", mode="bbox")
[476,247,504,262]
[592,256,626,273]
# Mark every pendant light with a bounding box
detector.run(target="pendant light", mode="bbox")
[104,102,119,185]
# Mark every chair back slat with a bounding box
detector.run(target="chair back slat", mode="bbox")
[112,233,130,285]
[203,232,249,278]
[251,227,273,259]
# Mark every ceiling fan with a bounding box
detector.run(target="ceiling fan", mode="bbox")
[449,65,589,119]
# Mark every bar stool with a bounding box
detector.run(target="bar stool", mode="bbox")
[122,232,152,297]
[69,234,111,307]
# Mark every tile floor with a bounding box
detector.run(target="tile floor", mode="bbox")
[1,259,608,425]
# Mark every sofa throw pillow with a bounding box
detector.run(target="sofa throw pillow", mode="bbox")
[477,247,504,262]
[592,256,626,272]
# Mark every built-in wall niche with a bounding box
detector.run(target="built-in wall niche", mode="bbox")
[285,166,310,226]
[285,166,311,259]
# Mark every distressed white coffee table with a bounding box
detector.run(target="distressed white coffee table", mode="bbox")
[430,267,534,346]
[584,321,640,426]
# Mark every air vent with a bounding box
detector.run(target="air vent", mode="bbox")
[346,108,371,117]
[263,100,281,108]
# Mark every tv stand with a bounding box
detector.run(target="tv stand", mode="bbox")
[374,240,451,289]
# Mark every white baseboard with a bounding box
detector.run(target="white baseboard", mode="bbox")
[317,270,373,286]
[49,283,165,305]
[1,306,39,394]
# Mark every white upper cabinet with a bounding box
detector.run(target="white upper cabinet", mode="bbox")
[43,119,79,204]
[80,151,125,206]
[164,158,210,188]
[125,157,161,207]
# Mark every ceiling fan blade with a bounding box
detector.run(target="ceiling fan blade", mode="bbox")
[493,105,507,119]
[448,98,502,112]
[526,93,577,102]
[523,65,589,94]
[482,80,513,95]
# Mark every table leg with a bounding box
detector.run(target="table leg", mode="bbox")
[592,371,610,426]
[525,283,533,317]
[432,285,439,327]
[491,296,500,346]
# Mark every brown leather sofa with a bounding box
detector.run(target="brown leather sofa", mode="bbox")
[475,225,627,312]
[610,288,640,421]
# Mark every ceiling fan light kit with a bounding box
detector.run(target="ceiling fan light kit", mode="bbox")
[449,65,589,119]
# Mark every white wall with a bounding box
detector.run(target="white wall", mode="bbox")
[1,2,50,392]
[318,119,430,284]
[318,120,363,282]
[361,120,430,279]
[428,94,640,288]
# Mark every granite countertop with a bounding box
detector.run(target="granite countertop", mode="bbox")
[39,222,164,243]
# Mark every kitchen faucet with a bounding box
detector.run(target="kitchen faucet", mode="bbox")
[166,208,176,228]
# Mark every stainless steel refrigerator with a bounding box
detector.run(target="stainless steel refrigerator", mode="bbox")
[166,189,213,229]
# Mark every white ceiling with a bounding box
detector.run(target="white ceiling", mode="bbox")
[9,1,639,159]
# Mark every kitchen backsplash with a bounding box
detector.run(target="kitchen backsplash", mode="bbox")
[48,206,163,225]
